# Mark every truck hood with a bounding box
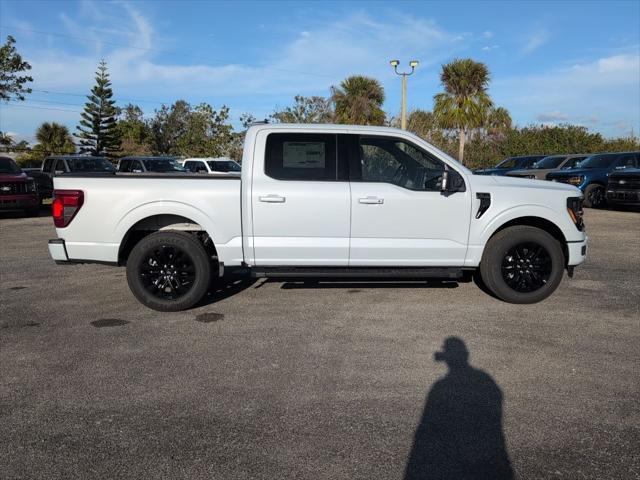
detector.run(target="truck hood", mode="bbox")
[0,172,30,182]
[471,172,580,193]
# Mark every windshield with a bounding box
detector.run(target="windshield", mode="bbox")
[207,160,241,172]
[533,156,566,169]
[0,157,21,174]
[576,154,619,169]
[495,157,519,169]
[141,158,186,172]
[66,157,116,172]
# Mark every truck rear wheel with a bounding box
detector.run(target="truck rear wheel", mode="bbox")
[479,226,564,304]
[126,231,211,311]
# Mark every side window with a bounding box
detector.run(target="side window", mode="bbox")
[194,162,208,173]
[356,136,446,191]
[183,161,196,172]
[265,133,337,181]
[133,161,144,172]
[54,159,66,173]
[43,158,53,172]
[119,160,131,172]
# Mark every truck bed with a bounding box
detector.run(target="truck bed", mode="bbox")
[52,174,243,265]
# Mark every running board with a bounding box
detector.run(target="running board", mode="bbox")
[251,267,463,279]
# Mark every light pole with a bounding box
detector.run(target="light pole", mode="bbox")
[390,59,419,130]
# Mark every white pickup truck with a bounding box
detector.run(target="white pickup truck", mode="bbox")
[48,124,588,311]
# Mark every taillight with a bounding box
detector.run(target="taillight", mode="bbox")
[52,190,84,228]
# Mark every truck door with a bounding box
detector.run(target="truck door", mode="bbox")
[347,134,472,266]
[250,132,351,266]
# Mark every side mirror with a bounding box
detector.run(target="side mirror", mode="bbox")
[441,170,466,194]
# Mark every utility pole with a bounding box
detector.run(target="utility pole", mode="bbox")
[390,59,419,130]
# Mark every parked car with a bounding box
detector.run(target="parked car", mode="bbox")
[606,168,640,206]
[506,154,589,180]
[25,155,116,201]
[0,156,39,216]
[474,155,547,176]
[48,124,588,311]
[117,156,186,173]
[182,157,241,175]
[547,151,640,208]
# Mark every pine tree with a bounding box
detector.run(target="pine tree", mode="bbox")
[75,59,120,155]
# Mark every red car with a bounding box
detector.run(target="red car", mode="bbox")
[0,156,40,216]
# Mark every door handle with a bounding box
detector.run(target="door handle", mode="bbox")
[259,194,286,203]
[358,196,384,204]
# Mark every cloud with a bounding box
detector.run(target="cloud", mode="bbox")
[522,30,550,54]
[536,111,569,122]
[24,5,466,95]
[482,30,493,39]
[482,45,500,51]
[494,53,640,136]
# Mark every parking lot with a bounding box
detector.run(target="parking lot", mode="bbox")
[1,208,638,479]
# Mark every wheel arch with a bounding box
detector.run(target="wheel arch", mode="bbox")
[484,215,569,266]
[115,202,218,265]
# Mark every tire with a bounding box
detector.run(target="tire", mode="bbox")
[126,231,212,312]
[583,183,605,208]
[479,226,564,304]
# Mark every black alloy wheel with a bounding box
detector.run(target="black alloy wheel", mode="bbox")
[139,245,196,300]
[500,242,552,293]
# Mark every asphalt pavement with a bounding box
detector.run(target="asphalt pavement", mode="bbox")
[1,207,639,479]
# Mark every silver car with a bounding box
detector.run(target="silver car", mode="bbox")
[507,154,589,180]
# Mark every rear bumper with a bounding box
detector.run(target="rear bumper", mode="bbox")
[567,236,588,266]
[48,239,69,262]
[0,194,39,210]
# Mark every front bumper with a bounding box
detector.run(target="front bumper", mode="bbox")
[567,236,588,266]
[48,239,69,262]
[0,194,39,210]
[606,189,640,204]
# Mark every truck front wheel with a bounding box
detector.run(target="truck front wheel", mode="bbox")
[479,226,564,304]
[126,231,211,311]
[583,183,605,208]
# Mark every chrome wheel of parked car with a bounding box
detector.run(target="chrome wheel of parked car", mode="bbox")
[501,242,552,293]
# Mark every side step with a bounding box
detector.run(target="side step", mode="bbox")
[251,267,463,279]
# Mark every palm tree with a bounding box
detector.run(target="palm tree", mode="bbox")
[486,106,512,138]
[331,75,385,125]
[36,122,75,156]
[433,59,493,164]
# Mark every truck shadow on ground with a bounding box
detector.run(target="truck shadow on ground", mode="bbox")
[197,275,258,307]
[404,337,514,480]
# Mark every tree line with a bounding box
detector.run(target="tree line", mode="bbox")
[1,35,638,169]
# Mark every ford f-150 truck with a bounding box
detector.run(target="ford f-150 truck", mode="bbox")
[48,124,588,311]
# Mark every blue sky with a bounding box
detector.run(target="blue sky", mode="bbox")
[0,0,639,143]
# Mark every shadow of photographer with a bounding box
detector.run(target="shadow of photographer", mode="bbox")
[404,337,514,480]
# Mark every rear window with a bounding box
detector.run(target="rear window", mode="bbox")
[265,133,337,181]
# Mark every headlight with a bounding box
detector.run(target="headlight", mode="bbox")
[567,197,584,231]
[567,175,584,185]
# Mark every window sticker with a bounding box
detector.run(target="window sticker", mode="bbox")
[283,142,326,169]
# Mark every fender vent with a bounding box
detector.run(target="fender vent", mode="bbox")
[476,193,491,219]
